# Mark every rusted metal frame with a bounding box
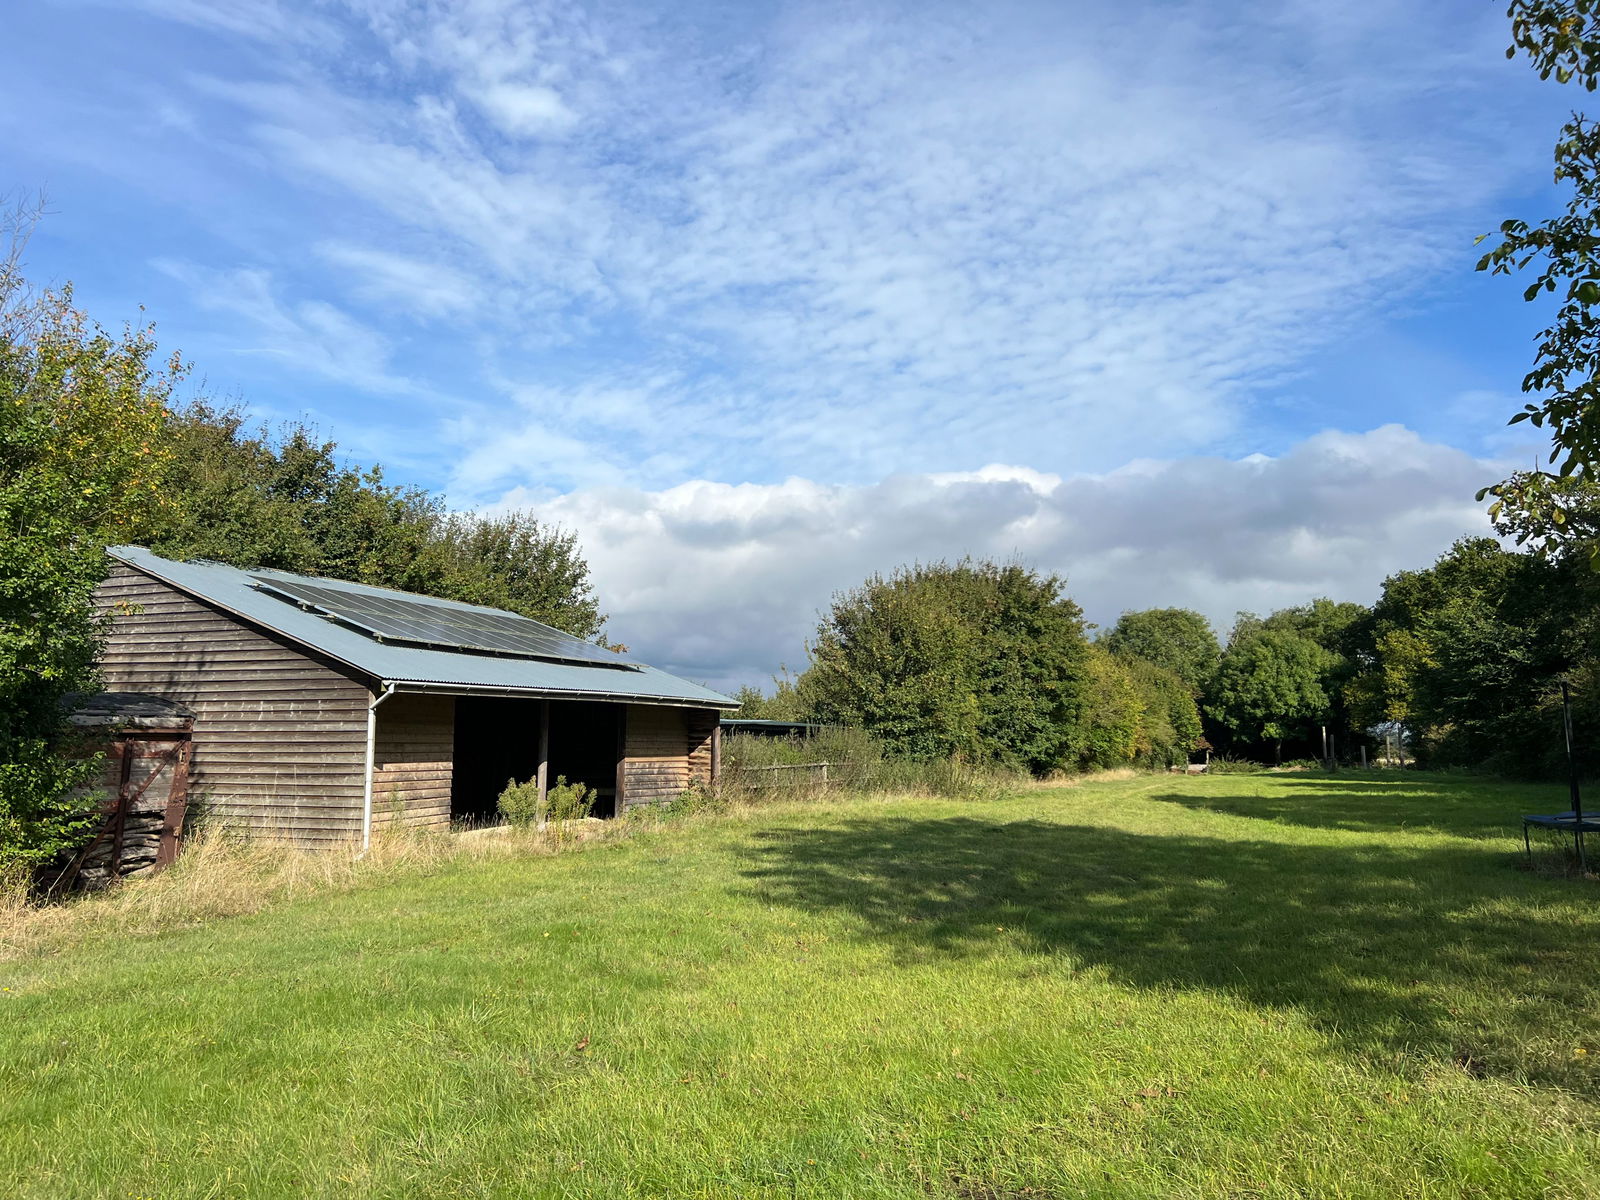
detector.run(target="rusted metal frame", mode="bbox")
[48,733,177,891]
[113,738,187,874]
[109,738,136,874]
[49,744,129,893]
[157,739,192,869]
[115,739,183,806]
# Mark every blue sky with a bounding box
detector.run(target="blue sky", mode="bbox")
[0,0,1578,685]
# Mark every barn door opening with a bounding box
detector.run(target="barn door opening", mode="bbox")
[546,701,623,819]
[450,697,543,825]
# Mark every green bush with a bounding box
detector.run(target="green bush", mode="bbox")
[495,774,593,829]
[496,778,542,827]
[546,776,593,823]
[803,560,1089,772]
[2,266,178,872]
[1206,755,1264,775]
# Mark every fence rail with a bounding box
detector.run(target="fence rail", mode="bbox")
[727,761,832,788]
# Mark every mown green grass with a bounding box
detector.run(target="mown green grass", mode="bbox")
[3,772,1598,1198]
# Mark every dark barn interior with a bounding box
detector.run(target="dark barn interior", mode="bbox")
[450,697,623,823]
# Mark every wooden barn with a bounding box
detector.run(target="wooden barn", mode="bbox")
[93,546,737,848]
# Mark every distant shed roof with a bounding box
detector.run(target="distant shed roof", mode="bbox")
[721,719,822,736]
[109,546,737,709]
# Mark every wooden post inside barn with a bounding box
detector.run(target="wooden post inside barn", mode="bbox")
[536,700,550,829]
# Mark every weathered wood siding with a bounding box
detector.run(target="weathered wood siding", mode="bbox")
[371,694,455,830]
[93,563,371,846]
[620,704,689,807]
[620,705,721,808]
[687,709,718,785]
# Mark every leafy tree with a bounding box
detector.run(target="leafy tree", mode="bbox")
[732,675,810,721]
[1477,2,1600,544]
[1206,630,1331,766]
[418,512,605,640]
[143,402,439,581]
[1488,468,1600,564]
[140,402,606,639]
[1,262,177,869]
[1074,646,1144,770]
[1253,598,1368,759]
[803,560,1089,772]
[1351,538,1593,774]
[1126,659,1204,768]
[1100,608,1221,693]
[1255,598,1368,655]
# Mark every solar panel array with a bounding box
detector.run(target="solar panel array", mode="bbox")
[250,576,636,668]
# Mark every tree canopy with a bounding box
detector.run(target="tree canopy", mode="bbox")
[1,270,178,869]
[140,402,606,640]
[1478,2,1600,549]
[803,560,1091,772]
[1100,608,1220,694]
[1206,629,1332,766]
[1348,538,1595,775]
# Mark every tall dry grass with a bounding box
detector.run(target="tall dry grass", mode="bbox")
[721,728,1031,802]
[0,817,617,964]
[1,753,1132,965]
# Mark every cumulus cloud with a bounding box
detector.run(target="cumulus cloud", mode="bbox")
[523,427,1504,690]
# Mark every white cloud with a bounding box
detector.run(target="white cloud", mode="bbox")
[472,82,577,136]
[138,0,1543,486]
[522,426,1504,689]
[132,0,335,45]
[152,259,419,394]
[316,241,479,319]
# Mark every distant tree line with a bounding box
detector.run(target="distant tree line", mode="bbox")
[1,251,603,871]
[737,561,1204,775]
[738,517,1600,779]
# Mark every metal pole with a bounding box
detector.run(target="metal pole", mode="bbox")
[361,682,397,851]
[1562,680,1585,873]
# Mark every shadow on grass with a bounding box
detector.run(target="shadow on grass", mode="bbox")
[742,811,1599,1092]
[1153,773,1554,839]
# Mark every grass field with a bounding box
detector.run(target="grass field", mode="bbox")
[3,771,1598,1198]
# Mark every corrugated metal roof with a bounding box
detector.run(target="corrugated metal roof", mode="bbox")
[109,546,738,709]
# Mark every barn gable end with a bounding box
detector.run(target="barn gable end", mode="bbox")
[94,562,372,847]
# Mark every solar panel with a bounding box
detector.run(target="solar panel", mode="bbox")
[249,575,637,669]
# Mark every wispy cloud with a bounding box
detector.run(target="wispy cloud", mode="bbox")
[316,242,479,320]
[152,259,419,394]
[116,0,1542,491]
